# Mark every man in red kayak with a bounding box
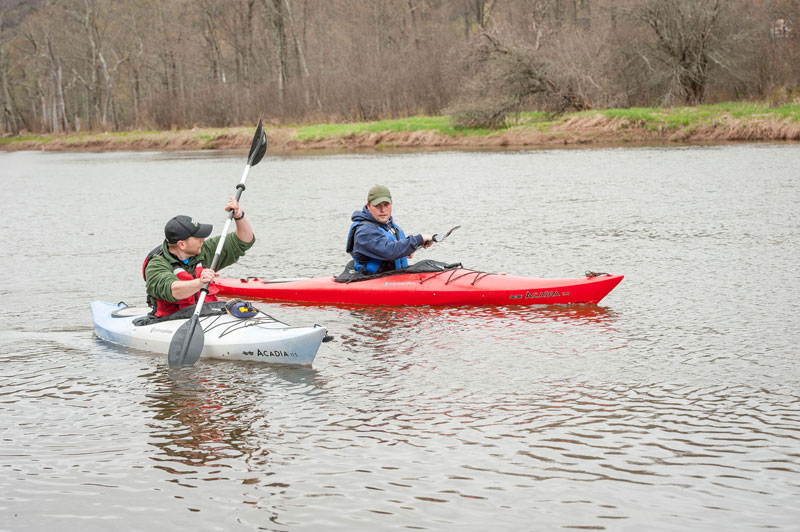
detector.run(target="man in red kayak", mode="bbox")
[144,197,255,317]
[346,185,432,274]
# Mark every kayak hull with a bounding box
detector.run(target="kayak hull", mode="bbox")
[90,301,326,364]
[213,271,623,306]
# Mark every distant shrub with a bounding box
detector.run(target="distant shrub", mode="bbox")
[446,99,509,129]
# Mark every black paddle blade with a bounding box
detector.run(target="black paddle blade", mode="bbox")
[247,119,267,167]
[168,316,204,367]
[432,225,461,242]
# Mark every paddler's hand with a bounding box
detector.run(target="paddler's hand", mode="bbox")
[420,234,434,248]
[225,197,243,220]
[199,269,218,284]
[170,269,220,300]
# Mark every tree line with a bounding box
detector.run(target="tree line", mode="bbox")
[1,0,798,134]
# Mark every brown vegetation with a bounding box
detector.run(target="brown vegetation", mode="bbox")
[1,0,799,136]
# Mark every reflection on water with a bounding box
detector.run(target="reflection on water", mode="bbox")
[144,364,328,477]
[2,145,800,531]
[147,370,257,474]
[347,302,618,326]
[341,304,619,363]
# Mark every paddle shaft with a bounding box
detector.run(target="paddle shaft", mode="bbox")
[187,163,253,319]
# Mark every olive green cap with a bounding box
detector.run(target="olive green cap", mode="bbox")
[367,185,392,206]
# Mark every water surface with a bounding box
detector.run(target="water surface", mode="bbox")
[1,145,799,531]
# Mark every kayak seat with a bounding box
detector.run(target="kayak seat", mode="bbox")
[132,301,229,327]
[334,259,463,283]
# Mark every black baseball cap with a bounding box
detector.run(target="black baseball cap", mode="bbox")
[165,215,213,244]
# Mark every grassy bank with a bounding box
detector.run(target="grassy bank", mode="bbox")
[3,102,799,153]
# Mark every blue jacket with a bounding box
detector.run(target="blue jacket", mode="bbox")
[347,206,424,274]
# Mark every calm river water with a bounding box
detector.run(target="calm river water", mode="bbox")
[1,144,799,531]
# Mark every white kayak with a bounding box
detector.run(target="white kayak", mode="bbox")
[90,301,328,365]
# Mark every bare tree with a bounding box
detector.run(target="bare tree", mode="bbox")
[45,32,70,132]
[221,0,257,84]
[18,1,73,133]
[262,0,288,109]
[283,0,319,111]
[635,0,726,105]
[200,0,224,82]
[1,8,23,133]
[447,29,592,128]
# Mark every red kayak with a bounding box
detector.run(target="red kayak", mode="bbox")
[213,267,623,307]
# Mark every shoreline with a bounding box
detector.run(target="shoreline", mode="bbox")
[3,110,799,154]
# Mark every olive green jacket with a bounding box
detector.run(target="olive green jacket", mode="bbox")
[145,234,255,302]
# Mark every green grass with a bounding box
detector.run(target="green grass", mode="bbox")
[507,111,551,130]
[3,102,798,148]
[592,103,794,130]
[296,103,800,140]
[763,103,800,120]
[598,107,691,128]
[296,115,497,139]
[0,134,51,145]
[112,129,163,138]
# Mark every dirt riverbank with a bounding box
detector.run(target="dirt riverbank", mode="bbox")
[3,114,799,153]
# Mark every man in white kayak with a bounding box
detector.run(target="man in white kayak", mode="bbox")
[346,185,433,275]
[144,197,255,317]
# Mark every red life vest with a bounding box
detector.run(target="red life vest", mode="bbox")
[143,246,219,317]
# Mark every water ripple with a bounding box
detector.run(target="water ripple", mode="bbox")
[3,146,800,530]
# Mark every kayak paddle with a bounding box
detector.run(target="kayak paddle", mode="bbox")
[168,120,268,367]
[432,225,460,242]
